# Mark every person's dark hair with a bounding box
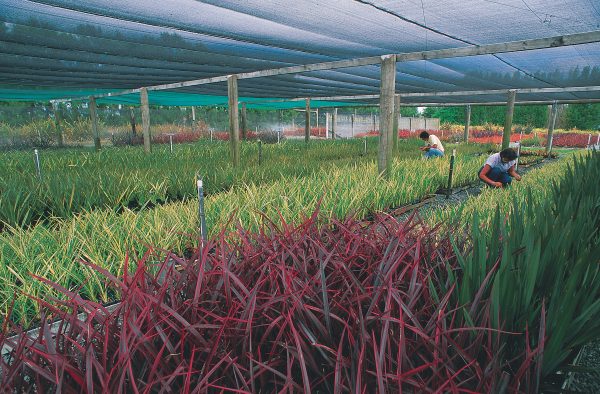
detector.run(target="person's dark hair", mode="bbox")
[500,148,518,161]
[419,131,429,139]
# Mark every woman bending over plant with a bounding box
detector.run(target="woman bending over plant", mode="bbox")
[479,148,522,188]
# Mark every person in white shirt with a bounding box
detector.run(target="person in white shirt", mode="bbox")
[479,148,522,188]
[419,131,445,158]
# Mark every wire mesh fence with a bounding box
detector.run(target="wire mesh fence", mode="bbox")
[0,103,442,148]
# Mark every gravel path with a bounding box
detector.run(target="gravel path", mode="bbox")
[394,157,554,222]
[566,340,600,393]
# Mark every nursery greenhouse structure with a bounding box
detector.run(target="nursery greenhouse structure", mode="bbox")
[0,0,599,392]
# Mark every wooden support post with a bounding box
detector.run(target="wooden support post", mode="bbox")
[241,103,248,140]
[129,107,137,138]
[227,75,240,167]
[89,97,101,151]
[464,104,471,143]
[393,94,400,151]
[372,112,376,133]
[52,102,64,147]
[305,98,311,143]
[378,55,396,177]
[502,90,516,150]
[140,87,151,153]
[332,108,337,139]
[546,101,558,155]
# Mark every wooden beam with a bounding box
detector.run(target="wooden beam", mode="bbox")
[397,98,600,106]
[378,55,396,177]
[464,104,471,142]
[228,75,240,167]
[391,85,600,98]
[51,31,600,102]
[285,85,600,103]
[140,87,151,153]
[138,31,600,93]
[502,90,516,150]
[240,102,248,140]
[89,97,101,151]
[305,98,310,143]
[546,101,558,154]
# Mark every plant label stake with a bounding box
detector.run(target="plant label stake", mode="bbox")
[197,177,207,243]
[363,137,367,156]
[258,139,262,165]
[596,132,600,148]
[34,149,42,180]
[446,149,456,199]
[169,134,173,153]
[587,133,592,149]
[277,129,281,144]
[210,128,213,142]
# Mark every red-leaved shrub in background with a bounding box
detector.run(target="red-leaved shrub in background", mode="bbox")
[541,132,595,148]
[212,130,259,140]
[470,134,533,144]
[0,212,541,392]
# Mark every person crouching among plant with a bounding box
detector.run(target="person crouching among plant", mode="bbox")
[479,148,522,188]
[419,131,445,158]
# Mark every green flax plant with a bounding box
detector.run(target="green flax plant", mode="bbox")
[0,151,484,325]
[446,151,600,380]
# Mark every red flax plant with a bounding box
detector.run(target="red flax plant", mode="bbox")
[0,212,540,392]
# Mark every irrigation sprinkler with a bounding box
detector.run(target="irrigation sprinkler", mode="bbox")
[197,176,207,244]
[33,149,42,179]
[446,149,456,200]
[258,139,262,165]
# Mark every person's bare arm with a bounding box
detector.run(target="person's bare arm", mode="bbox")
[479,164,503,188]
[508,165,522,181]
